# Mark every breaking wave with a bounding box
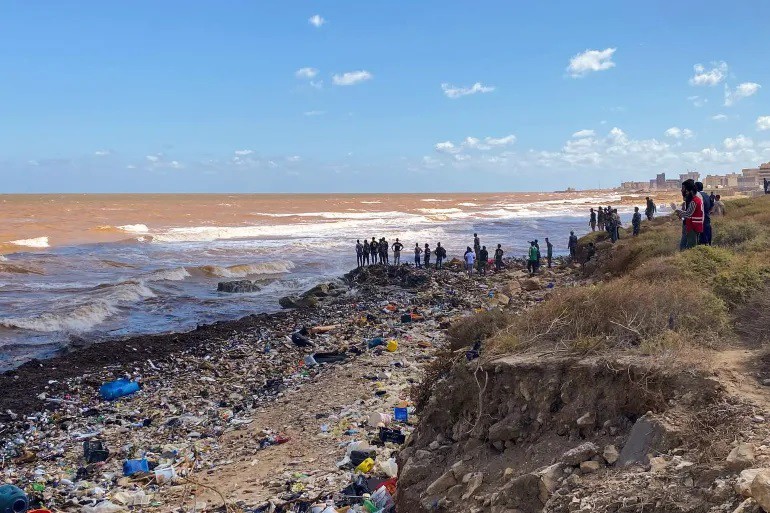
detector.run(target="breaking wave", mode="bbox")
[10,236,50,248]
[140,267,191,282]
[193,261,295,278]
[117,224,150,233]
[0,262,45,275]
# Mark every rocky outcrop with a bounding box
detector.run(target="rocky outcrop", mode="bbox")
[217,280,261,293]
[279,282,343,309]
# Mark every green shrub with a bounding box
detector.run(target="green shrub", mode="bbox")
[712,219,761,247]
[713,264,770,307]
[447,308,510,351]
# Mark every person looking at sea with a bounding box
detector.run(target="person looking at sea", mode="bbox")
[370,237,378,265]
[632,207,641,236]
[414,243,422,268]
[568,231,578,260]
[391,238,403,265]
[423,243,431,268]
[356,240,364,267]
[494,244,504,271]
[589,208,597,232]
[545,238,553,268]
[464,246,476,277]
[435,242,446,269]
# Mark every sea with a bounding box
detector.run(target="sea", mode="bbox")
[0,192,645,370]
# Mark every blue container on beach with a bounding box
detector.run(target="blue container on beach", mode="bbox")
[393,407,408,423]
[0,484,28,513]
[123,458,150,476]
[100,379,140,401]
[367,337,384,349]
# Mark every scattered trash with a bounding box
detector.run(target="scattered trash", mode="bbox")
[99,378,140,401]
[393,407,408,422]
[83,440,109,463]
[379,427,406,444]
[367,337,385,349]
[122,458,149,476]
[0,484,28,513]
[386,340,398,352]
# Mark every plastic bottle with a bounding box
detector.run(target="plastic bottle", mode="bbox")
[0,484,28,513]
[99,379,140,401]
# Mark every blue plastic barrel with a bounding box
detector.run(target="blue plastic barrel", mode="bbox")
[99,379,140,401]
[0,484,28,513]
[123,459,150,476]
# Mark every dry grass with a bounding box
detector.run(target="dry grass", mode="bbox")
[446,309,510,351]
[734,283,770,345]
[409,350,456,412]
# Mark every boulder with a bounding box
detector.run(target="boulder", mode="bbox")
[217,280,260,293]
[602,445,619,465]
[579,461,601,473]
[488,419,521,443]
[736,468,765,497]
[727,443,756,471]
[302,283,330,298]
[278,295,319,309]
[648,456,668,473]
[520,278,541,291]
[576,412,596,427]
[617,413,680,466]
[750,469,770,511]
[561,442,599,465]
[425,471,458,497]
[537,463,564,503]
[462,472,484,500]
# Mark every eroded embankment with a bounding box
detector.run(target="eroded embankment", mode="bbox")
[396,354,727,513]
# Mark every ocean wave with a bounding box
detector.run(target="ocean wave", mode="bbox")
[420,198,452,202]
[10,236,50,248]
[360,200,381,204]
[192,261,295,278]
[117,224,150,233]
[140,267,191,282]
[0,262,45,275]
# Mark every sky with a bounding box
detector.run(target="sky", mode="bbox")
[1,0,770,193]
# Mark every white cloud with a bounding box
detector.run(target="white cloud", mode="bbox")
[126,165,136,169]
[441,82,495,98]
[664,127,694,139]
[757,116,770,131]
[310,80,323,89]
[712,114,728,121]
[723,135,753,150]
[287,155,302,162]
[687,95,708,107]
[485,135,516,146]
[689,61,728,86]
[435,134,516,154]
[332,70,373,86]
[566,48,616,78]
[572,129,595,138]
[169,160,183,169]
[725,82,761,106]
[295,67,318,79]
[94,150,111,156]
[234,149,253,156]
[435,141,459,154]
[304,110,325,117]
[145,155,160,162]
[308,14,325,27]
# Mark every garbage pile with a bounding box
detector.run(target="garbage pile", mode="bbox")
[1,261,579,512]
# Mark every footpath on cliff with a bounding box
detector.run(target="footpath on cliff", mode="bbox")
[0,255,576,513]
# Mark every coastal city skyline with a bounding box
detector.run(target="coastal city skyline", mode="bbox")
[2,1,770,193]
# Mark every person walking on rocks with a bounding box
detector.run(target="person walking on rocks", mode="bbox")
[589,208,597,232]
[435,242,446,269]
[527,241,539,275]
[568,231,578,260]
[356,240,364,268]
[494,244,504,271]
[370,237,378,266]
[464,246,476,277]
[391,238,403,266]
[479,245,489,275]
[632,207,642,236]
[414,243,422,268]
[545,237,553,268]
[423,243,431,268]
[362,240,370,266]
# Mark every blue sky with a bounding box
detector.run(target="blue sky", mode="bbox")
[1,0,769,192]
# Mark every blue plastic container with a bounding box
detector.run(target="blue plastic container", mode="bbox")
[0,484,28,513]
[393,407,408,423]
[99,379,140,401]
[367,337,384,349]
[123,458,150,476]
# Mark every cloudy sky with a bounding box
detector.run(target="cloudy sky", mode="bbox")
[1,1,769,192]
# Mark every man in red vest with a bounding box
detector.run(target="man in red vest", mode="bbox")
[676,179,704,250]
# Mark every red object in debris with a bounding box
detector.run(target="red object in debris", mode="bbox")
[379,477,397,496]
[274,435,290,445]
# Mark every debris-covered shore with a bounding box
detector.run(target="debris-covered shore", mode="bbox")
[0,259,575,512]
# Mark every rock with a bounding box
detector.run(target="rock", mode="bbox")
[462,472,484,500]
[488,419,521,442]
[579,461,601,473]
[736,468,766,497]
[561,442,600,465]
[278,295,319,309]
[732,498,757,513]
[217,280,260,293]
[727,443,757,470]
[302,283,330,298]
[750,470,770,511]
[648,456,668,473]
[617,413,680,466]
[520,278,541,291]
[495,473,544,509]
[537,463,564,503]
[425,471,458,497]
[603,445,619,465]
[450,460,468,480]
[576,412,596,427]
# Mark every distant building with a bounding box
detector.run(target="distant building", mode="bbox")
[679,171,700,182]
[621,181,649,190]
[703,174,726,189]
[649,179,657,189]
[665,179,680,189]
[656,173,666,189]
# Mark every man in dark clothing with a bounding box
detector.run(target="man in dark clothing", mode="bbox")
[414,243,422,268]
[494,244,504,271]
[370,237,378,265]
[545,238,553,268]
[423,243,431,268]
[645,197,656,221]
[632,207,642,236]
[473,233,481,270]
[356,240,364,267]
[479,245,489,275]
[589,208,597,231]
[391,238,403,265]
[696,182,712,246]
[435,242,446,269]
[585,242,596,262]
[527,241,538,275]
[568,231,578,260]
[709,191,716,205]
[362,240,370,265]
[597,208,605,231]
[381,238,390,264]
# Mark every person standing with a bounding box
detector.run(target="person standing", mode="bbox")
[568,231,578,260]
[494,244,504,271]
[356,240,364,268]
[589,208,597,232]
[645,197,656,221]
[423,243,431,268]
[391,238,403,265]
[527,241,539,275]
[612,209,622,242]
[597,207,605,231]
[696,182,712,246]
[711,194,725,216]
[709,191,716,205]
[473,233,481,261]
[676,179,704,250]
[381,238,390,264]
[632,207,642,236]
[545,238,553,268]
[435,242,446,269]
[370,237,378,266]
[464,246,476,277]
[362,240,370,266]
[479,246,489,275]
[414,243,422,268]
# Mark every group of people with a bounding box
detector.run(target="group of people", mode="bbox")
[590,206,624,242]
[676,181,725,250]
[525,238,555,275]
[460,233,507,277]
[355,238,450,269]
